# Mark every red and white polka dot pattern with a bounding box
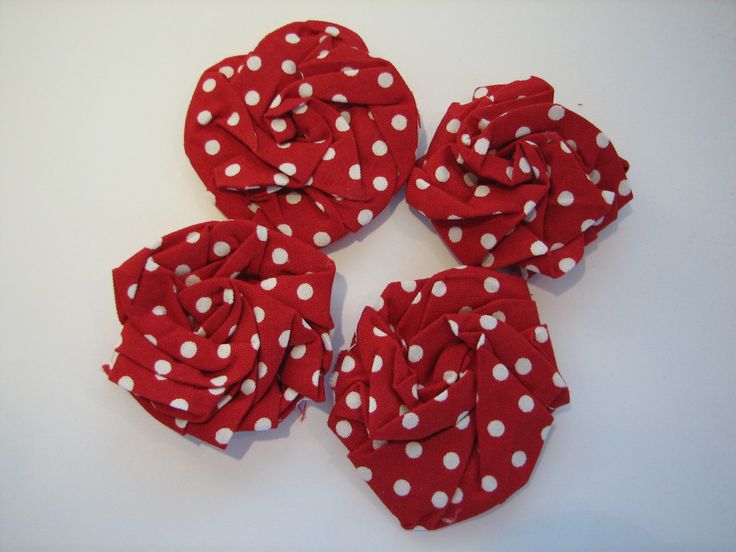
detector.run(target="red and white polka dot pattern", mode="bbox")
[406,77,632,278]
[184,20,419,248]
[103,220,335,449]
[328,266,569,530]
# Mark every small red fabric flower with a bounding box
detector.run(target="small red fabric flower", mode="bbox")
[407,77,632,278]
[328,267,569,530]
[103,220,335,449]
[185,20,419,248]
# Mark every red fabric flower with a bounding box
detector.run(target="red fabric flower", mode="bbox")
[184,20,418,248]
[407,77,632,278]
[328,266,569,530]
[103,220,335,449]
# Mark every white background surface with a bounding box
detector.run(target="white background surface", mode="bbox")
[1,1,735,550]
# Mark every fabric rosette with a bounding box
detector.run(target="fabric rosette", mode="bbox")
[185,20,419,248]
[407,76,632,278]
[103,220,335,449]
[328,266,569,530]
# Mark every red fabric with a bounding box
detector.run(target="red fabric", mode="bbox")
[328,266,569,530]
[103,220,335,449]
[184,20,419,248]
[406,77,632,278]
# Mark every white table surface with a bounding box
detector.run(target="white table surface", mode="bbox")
[1,1,735,550]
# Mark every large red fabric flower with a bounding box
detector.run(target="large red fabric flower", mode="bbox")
[103,220,335,449]
[184,20,419,248]
[407,77,632,278]
[328,267,569,530]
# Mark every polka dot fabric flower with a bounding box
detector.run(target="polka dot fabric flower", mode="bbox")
[406,76,632,278]
[185,20,419,248]
[328,266,569,530]
[103,220,335,449]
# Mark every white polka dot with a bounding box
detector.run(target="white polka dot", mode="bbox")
[541,425,551,441]
[276,224,292,237]
[202,78,216,92]
[244,90,260,106]
[512,450,527,467]
[596,132,610,148]
[271,247,288,265]
[443,452,460,469]
[258,277,277,293]
[401,280,416,292]
[213,241,230,257]
[451,488,464,504]
[446,118,461,133]
[325,25,340,37]
[321,147,335,161]
[152,305,167,316]
[240,378,256,395]
[430,281,447,298]
[519,157,531,173]
[560,141,572,153]
[402,412,419,429]
[619,179,632,196]
[126,283,137,299]
[356,466,372,481]
[341,355,356,373]
[473,87,488,99]
[335,420,352,438]
[345,391,362,409]
[407,345,423,363]
[144,257,158,272]
[342,66,358,77]
[332,93,347,103]
[281,59,296,74]
[393,479,411,496]
[371,176,389,192]
[435,166,450,182]
[480,314,498,330]
[487,419,505,437]
[483,276,500,293]
[195,296,212,313]
[212,343,230,359]
[377,72,394,88]
[492,363,509,381]
[530,240,548,256]
[581,218,596,232]
[535,326,549,343]
[197,111,212,125]
[271,118,287,133]
[557,191,574,206]
[154,359,171,375]
[313,231,331,247]
[289,344,306,360]
[431,491,449,508]
[118,376,134,391]
[471,185,489,198]
[456,411,470,430]
[548,105,565,121]
[399,441,422,460]
[553,372,567,387]
[254,417,272,431]
[371,140,388,156]
[415,178,429,190]
[357,209,373,225]
[515,126,531,138]
[474,137,489,155]
[515,358,532,375]
[518,395,534,412]
[335,116,350,132]
[285,32,300,44]
[481,475,498,492]
[256,362,268,379]
[278,330,291,348]
[170,398,188,411]
[391,114,408,130]
[371,355,383,373]
[213,428,233,445]
[559,257,576,273]
[478,233,497,251]
[601,190,616,205]
[348,164,361,180]
[588,169,601,184]
[246,56,261,71]
[296,283,313,301]
[180,341,197,359]
[225,163,240,177]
